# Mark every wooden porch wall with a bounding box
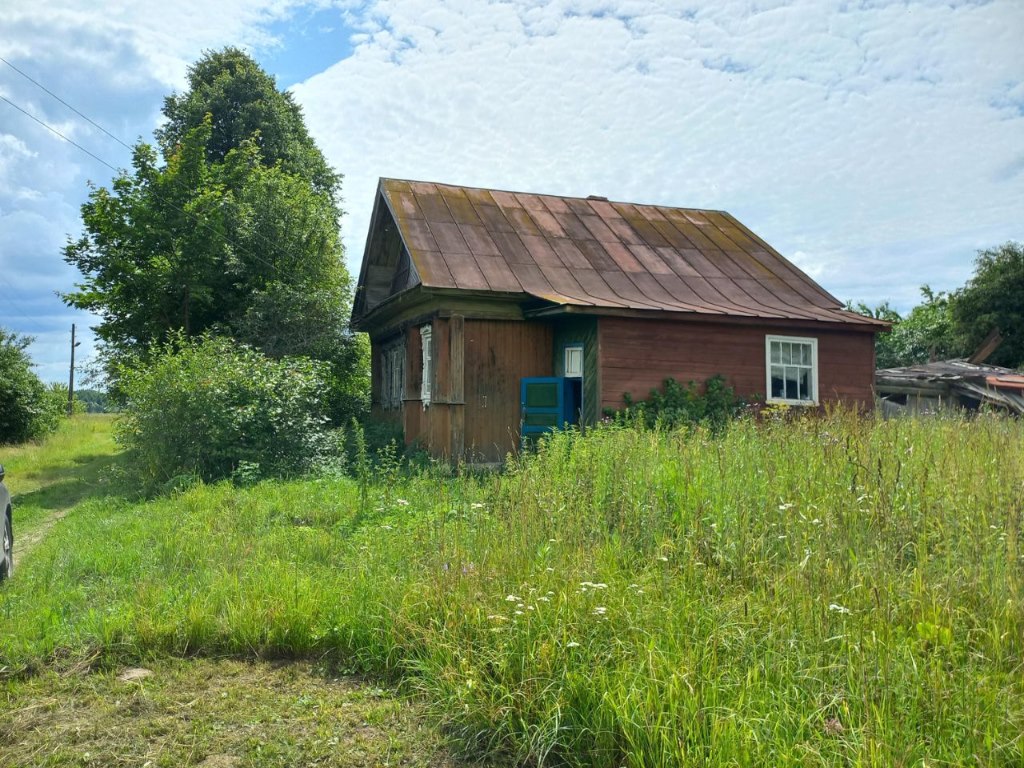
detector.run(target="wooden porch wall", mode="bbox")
[398,316,551,460]
[551,316,600,426]
[598,317,876,412]
[463,319,552,462]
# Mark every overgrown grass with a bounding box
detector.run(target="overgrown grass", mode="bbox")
[1,411,1022,766]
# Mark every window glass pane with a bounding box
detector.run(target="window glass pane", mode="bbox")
[524,412,560,427]
[801,343,811,366]
[799,368,812,400]
[564,347,583,378]
[770,342,780,364]
[525,382,559,408]
[770,365,785,398]
[785,367,798,400]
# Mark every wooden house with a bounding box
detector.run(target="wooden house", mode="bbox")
[351,179,887,461]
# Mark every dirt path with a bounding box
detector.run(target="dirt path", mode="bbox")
[13,508,69,563]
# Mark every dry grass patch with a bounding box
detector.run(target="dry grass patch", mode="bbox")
[0,658,476,767]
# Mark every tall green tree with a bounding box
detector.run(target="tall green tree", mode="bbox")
[157,47,339,204]
[63,49,367,420]
[950,242,1024,368]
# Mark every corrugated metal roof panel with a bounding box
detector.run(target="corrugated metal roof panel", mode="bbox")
[376,179,887,326]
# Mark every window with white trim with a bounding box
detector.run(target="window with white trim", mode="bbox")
[420,325,433,406]
[564,344,583,378]
[379,340,405,410]
[766,335,818,404]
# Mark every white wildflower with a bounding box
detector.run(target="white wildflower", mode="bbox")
[566,641,580,648]
[593,606,607,616]
[828,603,852,615]
[505,595,520,602]
[396,499,410,506]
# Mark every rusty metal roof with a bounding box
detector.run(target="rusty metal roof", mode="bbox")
[359,178,886,326]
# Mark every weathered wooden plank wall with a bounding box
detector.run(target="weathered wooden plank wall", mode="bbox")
[599,317,876,412]
[463,319,552,461]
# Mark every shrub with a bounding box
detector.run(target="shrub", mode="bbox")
[611,374,746,430]
[0,329,65,444]
[116,336,340,489]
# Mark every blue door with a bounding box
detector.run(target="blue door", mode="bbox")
[520,377,570,445]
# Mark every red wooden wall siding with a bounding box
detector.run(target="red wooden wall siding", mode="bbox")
[598,317,876,412]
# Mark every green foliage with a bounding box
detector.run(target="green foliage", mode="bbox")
[63,48,364,422]
[613,374,746,430]
[950,241,1024,368]
[854,241,1023,370]
[157,47,339,204]
[115,335,339,489]
[854,288,961,368]
[0,329,64,444]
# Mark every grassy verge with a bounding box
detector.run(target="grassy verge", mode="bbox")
[0,415,119,534]
[1,411,1023,766]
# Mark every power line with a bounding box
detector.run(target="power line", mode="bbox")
[0,94,120,174]
[1,56,335,270]
[0,89,300,288]
[1,56,134,152]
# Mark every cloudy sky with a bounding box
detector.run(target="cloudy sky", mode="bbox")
[1,0,1021,382]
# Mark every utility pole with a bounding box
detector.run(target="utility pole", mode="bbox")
[68,323,81,417]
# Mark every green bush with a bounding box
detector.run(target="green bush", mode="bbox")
[612,374,746,430]
[0,329,65,444]
[116,336,340,489]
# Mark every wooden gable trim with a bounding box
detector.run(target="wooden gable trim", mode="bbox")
[351,184,423,326]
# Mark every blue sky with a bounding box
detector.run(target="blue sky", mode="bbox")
[0,0,1022,383]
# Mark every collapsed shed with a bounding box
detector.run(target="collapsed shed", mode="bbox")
[876,360,1024,416]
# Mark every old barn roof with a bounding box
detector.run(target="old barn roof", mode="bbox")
[352,178,886,328]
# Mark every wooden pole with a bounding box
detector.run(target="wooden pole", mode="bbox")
[68,323,76,417]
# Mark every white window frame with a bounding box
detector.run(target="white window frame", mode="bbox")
[379,340,405,411]
[765,335,818,405]
[564,344,583,378]
[420,325,433,407]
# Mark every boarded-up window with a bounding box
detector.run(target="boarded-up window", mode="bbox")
[766,335,817,404]
[380,339,405,410]
[420,325,433,406]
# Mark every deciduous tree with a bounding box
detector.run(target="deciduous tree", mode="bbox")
[63,49,367,420]
[950,242,1024,368]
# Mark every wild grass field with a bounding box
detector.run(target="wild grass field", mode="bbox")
[1,412,1022,767]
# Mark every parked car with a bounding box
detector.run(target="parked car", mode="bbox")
[0,464,11,580]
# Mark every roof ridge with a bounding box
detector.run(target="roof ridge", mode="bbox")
[378,177,730,215]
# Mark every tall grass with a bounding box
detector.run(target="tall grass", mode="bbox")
[1,411,1022,766]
